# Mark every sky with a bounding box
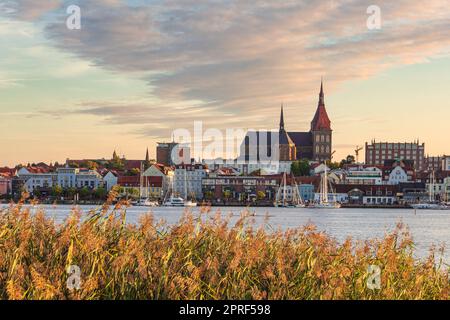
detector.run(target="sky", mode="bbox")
[0,0,450,167]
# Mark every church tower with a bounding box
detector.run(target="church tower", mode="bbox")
[279,105,296,161]
[311,80,332,163]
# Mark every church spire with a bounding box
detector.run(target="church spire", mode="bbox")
[280,104,285,131]
[145,147,150,162]
[311,79,331,131]
[319,77,324,105]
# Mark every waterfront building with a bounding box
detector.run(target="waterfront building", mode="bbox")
[0,168,15,196]
[17,167,56,192]
[398,182,428,203]
[203,159,293,175]
[342,164,383,185]
[240,81,333,163]
[143,163,174,200]
[0,174,12,196]
[202,175,280,203]
[174,163,209,200]
[443,177,450,202]
[335,184,398,205]
[117,175,140,197]
[75,169,103,189]
[103,171,119,191]
[299,184,315,202]
[17,166,104,193]
[383,160,415,185]
[443,156,450,172]
[365,140,425,171]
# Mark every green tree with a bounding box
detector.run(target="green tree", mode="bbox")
[257,191,266,200]
[291,159,311,176]
[67,187,77,199]
[327,161,341,170]
[51,186,63,198]
[223,190,232,199]
[80,187,90,200]
[94,187,107,200]
[33,189,42,199]
[340,155,356,167]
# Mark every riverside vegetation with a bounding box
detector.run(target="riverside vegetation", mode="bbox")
[0,190,449,300]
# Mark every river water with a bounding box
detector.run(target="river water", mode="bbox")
[2,204,449,264]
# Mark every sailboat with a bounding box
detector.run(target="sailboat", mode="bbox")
[411,170,449,210]
[136,163,159,207]
[308,165,341,209]
[274,172,305,208]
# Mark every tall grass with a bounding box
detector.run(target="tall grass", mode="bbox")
[0,191,449,300]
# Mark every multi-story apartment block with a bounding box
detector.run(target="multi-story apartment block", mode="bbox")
[75,169,103,189]
[425,156,443,172]
[174,164,209,200]
[365,140,425,171]
[157,142,191,166]
[202,175,280,202]
[17,166,103,193]
[443,156,450,172]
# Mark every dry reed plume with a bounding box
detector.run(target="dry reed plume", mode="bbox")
[0,191,449,300]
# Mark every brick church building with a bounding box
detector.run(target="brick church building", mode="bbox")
[241,81,333,163]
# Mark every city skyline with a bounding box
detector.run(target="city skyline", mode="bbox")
[1,1,450,167]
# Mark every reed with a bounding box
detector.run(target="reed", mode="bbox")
[0,192,448,300]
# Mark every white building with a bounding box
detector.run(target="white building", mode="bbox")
[443,156,450,171]
[203,159,292,175]
[343,165,382,185]
[313,193,348,203]
[18,166,103,193]
[103,171,119,191]
[75,169,103,189]
[386,166,408,185]
[443,177,450,202]
[17,167,56,192]
[174,164,209,200]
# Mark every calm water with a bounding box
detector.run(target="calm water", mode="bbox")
[2,204,450,264]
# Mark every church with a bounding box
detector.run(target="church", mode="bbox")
[241,81,333,163]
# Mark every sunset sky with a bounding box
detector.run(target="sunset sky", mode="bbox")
[1,0,450,167]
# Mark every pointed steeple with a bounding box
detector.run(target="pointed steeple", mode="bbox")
[311,80,331,131]
[319,77,324,106]
[145,148,150,162]
[280,104,285,131]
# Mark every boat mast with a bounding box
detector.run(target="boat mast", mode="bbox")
[283,172,287,207]
[429,170,435,202]
[139,162,144,200]
[184,167,188,200]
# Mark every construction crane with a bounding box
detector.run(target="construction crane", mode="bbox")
[330,150,336,161]
[355,146,363,163]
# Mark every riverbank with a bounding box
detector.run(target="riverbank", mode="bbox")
[0,199,449,300]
